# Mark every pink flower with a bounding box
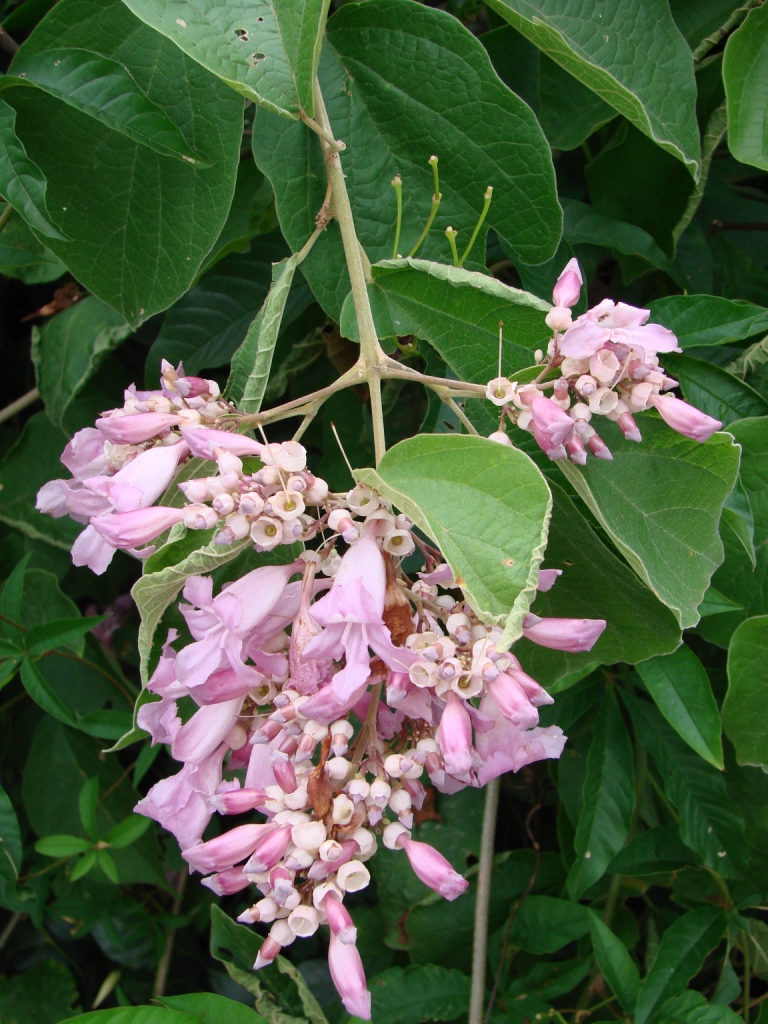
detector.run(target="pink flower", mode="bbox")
[91,506,185,549]
[182,823,278,874]
[84,442,188,512]
[135,747,224,850]
[328,932,371,1019]
[475,694,566,785]
[71,524,120,574]
[486,673,540,730]
[649,393,722,442]
[242,824,293,874]
[397,835,468,901]
[437,692,474,777]
[324,894,357,943]
[201,865,251,896]
[559,300,679,359]
[171,697,244,764]
[530,396,574,459]
[61,427,109,479]
[96,411,182,444]
[537,569,562,593]
[552,258,582,308]
[522,613,606,652]
[304,534,416,702]
[181,426,264,460]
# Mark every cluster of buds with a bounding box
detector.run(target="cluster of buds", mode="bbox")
[124,429,605,1017]
[486,260,723,462]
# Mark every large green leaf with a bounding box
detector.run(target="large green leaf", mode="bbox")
[663,352,768,426]
[30,297,132,429]
[608,824,700,875]
[0,98,65,239]
[356,966,470,1024]
[253,0,561,319]
[0,212,66,283]
[512,482,680,687]
[228,252,299,411]
[7,48,206,165]
[485,0,700,176]
[6,0,241,326]
[562,197,671,272]
[649,295,768,349]
[159,993,267,1024]
[0,412,79,549]
[340,258,550,373]
[0,784,22,885]
[625,693,749,877]
[356,434,552,648]
[509,896,590,954]
[656,991,742,1024]
[722,615,768,768]
[723,2,768,171]
[0,960,79,1024]
[58,1011,199,1024]
[634,908,727,1024]
[637,645,724,768]
[567,690,634,899]
[560,419,740,629]
[119,0,319,118]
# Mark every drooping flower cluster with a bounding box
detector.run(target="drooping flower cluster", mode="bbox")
[111,431,606,1017]
[487,259,723,462]
[35,361,330,574]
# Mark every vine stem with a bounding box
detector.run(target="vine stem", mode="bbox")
[311,77,388,466]
[0,387,39,425]
[153,866,188,999]
[469,776,500,1024]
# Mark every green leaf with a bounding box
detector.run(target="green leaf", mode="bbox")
[588,912,640,1014]
[670,0,744,53]
[273,0,330,116]
[159,993,267,1024]
[356,435,552,648]
[634,907,727,1024]
[356,966,470,1024]
[657,990,742,1024]
[1,554,30,641]
[513,481,680,687]
[0,960,79,1024]
[729,335,768,380]
[0,212,66,283]
[5,0,242,326]
[104,813,152,849]
[119,0,305,117]
[228,252,299,411]
[34,834,92,857]
[649,295,768,349]
[20,657,79,728]
[7,48,207,165]
[723,2,768,171]
[96,849,120,884]
[485,0,700,176]
[567,690,635,899]
[78,775,99,837]
[625,693,749,877]
[722,615,768,768]
[341,258,550,372]
[0,97,65,239]
[210,904,328,1024]
[30,297,132,429]
[147,234,290,377]
[560,419,740,629]
[699,586,745,617]
[0,785,22,882]
[562,198,671,272]
[663,352,768,426]
[607,824,700,875]
[69,848,98,881]
[722,474,756,569]
[254,0,561,318]
[636,645,724,768]
[24,616,102,657]
[58,1009,199,1024]
[509,895,590,954]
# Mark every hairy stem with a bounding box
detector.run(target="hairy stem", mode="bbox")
[312,77,388,466]
[470,777,500,1024]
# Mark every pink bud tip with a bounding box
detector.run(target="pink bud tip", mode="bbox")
[649,393,722,442]
[398,836,469,901]
[552,258,583,309]
[254,937,281,971]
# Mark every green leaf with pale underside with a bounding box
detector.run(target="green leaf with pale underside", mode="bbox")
[560,420,740,629]
[723,2,768,171]
[485,0,700,176]
[722,614,768,768]
[356,434,552,648]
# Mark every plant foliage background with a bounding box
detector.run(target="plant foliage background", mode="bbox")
[0,1,767,1023]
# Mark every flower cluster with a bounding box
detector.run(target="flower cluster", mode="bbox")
[487,260,723,462]
[123,432,605,1016]
[35,361,332,573]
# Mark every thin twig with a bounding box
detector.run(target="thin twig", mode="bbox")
[469,777,500,1024]
[0,912,23,949]
[0,27,19,55]
[0,388,39,426]
[153,867,188,999]
[443,395,479,435]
